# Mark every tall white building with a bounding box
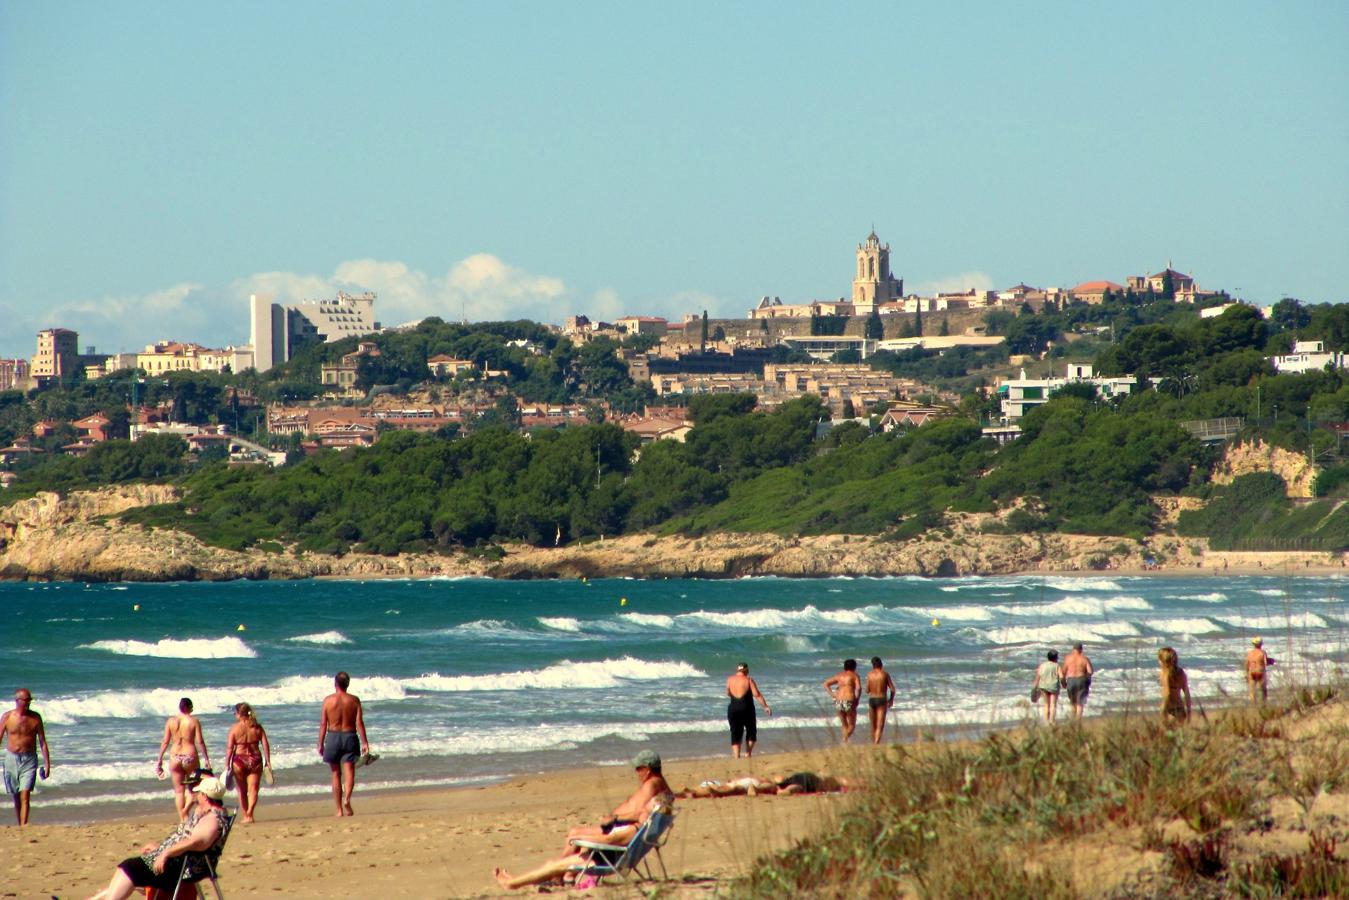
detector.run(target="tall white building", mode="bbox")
[249,292,380,372]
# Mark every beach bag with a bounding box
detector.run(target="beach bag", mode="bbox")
[1031,686,1042,703]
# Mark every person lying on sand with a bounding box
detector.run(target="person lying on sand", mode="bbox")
[493,749,673,890]
[676,771,853,798]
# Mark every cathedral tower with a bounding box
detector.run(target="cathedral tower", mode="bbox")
[852,230,903,304]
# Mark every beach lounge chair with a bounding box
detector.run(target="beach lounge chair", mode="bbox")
[567,805,676,885]
[146,811,237,900]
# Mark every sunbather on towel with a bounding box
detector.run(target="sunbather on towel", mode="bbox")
[493,749,673,890]
[677,771,853,798]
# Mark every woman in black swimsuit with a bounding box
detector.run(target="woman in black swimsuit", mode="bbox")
[725,662,771,758]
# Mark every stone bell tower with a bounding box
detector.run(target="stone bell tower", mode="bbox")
[852,229,903,304]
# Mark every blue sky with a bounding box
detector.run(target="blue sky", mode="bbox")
[2,2,1346,359]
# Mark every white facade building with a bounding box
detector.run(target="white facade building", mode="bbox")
[1270,341,1348,375]
[250,292,380,373]
[998,364,1140,421]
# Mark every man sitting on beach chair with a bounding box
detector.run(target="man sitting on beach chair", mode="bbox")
[493,749,674,891]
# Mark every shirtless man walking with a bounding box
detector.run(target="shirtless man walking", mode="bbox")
[865,657,897,745]
[318,671,370,817]
[823,659,862,743]
[2,688,51,826]
[1060,642,1094,720]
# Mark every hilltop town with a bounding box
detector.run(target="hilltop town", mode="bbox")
[3,230,1348,579]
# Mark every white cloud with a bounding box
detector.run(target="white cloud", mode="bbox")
[0,256,739,359]
[911,271,995,296]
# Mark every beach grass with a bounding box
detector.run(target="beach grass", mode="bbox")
[729,686,1349,898]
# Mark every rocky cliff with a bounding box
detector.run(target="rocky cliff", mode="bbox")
[0,485,1251,583]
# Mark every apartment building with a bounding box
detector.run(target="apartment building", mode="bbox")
[32,328,78,381]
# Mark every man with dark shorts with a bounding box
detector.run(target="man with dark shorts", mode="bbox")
[1060,642,1094,720]
[318,671,370,817]
[2,688,51,826]
[824,659,862,743]
[865,657,896,744]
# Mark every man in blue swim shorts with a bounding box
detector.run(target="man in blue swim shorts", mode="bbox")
[2,688,52,825]
[318,671,370,817]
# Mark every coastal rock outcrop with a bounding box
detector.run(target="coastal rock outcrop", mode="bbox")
[1212,439,1318,498]
[2,486,1340,582]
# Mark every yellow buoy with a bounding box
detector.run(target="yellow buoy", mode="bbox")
[932,618,940,627]
[132,604,140,611]
[237,624,246,632]
[620,597,628,607]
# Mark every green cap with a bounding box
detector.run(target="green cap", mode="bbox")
[631,749,661,770]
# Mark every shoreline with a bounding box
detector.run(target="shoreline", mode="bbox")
[7,696,1341,899]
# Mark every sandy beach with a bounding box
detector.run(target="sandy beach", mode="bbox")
[0,746,858,899]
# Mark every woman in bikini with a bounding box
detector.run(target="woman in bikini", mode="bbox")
[155,697,210,821]
[225,702,271,823]
[1158,647,1191,724]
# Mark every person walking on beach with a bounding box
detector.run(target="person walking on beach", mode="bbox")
[318,671,370,817]
[155,697,210,822]
[1060,643,1094,720]
[1033,650,1062,724]
[865,657,896,744]
[1158,647,1191,724]
[726,662,771,758]
[2,688,51,826]
[824,659,862,743]
[225,702,271,823]
[1245,637,1276,705]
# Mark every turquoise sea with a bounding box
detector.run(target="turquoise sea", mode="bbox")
[2,574,1345,823]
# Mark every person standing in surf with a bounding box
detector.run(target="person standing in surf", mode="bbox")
[318,671,370,816]
[865,657,897,744]
[155,697,210,822]
[225,702,271,823]
[726,662,771,758]
[824,659,862,743]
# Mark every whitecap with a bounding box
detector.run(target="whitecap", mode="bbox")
[286,631,352,645]
[41,674,410,725]
[79,637,256,659]
[1215,612,1329,630]
[1186,592,1228,603]
[617,612,675,628]
[538,617,582,632]
[404,656,706,693]
[1147,617,1223,636]
[980,621,1141,646]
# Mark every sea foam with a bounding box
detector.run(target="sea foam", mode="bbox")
[1216,612,1329,630]
[79,636,256,659]
[286,631,352,645]
[981,621,1141,646]
[404,656,706,692]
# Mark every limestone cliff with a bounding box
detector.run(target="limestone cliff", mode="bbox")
[1212,439,1318,498]
[1,486,1339,582]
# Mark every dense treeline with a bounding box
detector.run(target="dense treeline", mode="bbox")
[11,297,1349,554]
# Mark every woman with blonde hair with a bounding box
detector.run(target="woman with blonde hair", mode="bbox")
[1158,647,1191,724]
[224,702,271,823]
